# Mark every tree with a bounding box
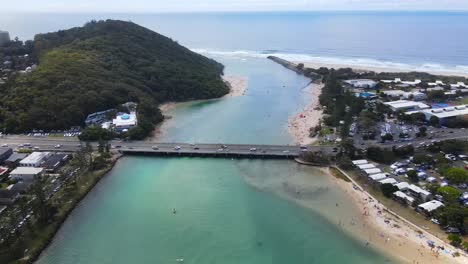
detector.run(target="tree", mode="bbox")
[462,241,468,252]
[296,63,304,70]
[366,147,395,164]
[407,170,419,183]
[381,183,398,198]
[445,168,468,185]
[448,234,462,247]
[412,154,433,165]
[437,186,462,203]
[417,126,427,137]
[429,116,440,127]
[381,133,393,142]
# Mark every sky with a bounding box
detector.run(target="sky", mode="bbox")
[2,0,468,12]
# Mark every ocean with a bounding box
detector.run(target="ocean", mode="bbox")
[1,12,468,74]
[3,11,465,263]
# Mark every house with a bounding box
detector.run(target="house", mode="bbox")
[384,100,430,112]
[113,112,138,132]
[357,164,375,170]
[394,182,410,191]
[394,191,415,206]
[417,200,444,215]
[450,82,467,89]
[4,153,29,166]
[364,168,382,176]
[381,78,402,84]
[0,147,13,163]
[19,152,51,167]
[0,190,20,205]
[0,166,8,178]
[352,160,368,166]
[379,178,397,185]
[426,86,445,92]
[401,79,422,86]
[9,167,43,182]
[407,184,432,202]
[344,79,377,89]
[41,154,69,172]
[369,173,387,181]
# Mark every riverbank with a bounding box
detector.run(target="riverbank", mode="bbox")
[288,83,323,145]
[19,153,123,264]
[295,61,468,78]
[324,167,466,264]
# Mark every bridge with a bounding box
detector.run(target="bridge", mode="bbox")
[0,137,333,159]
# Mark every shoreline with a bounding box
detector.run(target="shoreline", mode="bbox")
[295,61,468,78]
[322,166,467,264]
[287,82,324,145]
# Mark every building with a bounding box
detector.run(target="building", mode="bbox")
[357,164,375,170]
[394,182,410,191]
[19,152,51,167]
[401,79,422,86]
[0,147,13,163]
[364,168,382,176]
[10,182,33,194]
[403,92,427,101]
[113,112,137,132]
[450,82,467,89]
[0,190,20,205]
[381,78,402,84]
[369,173,387,181]
[5,153,29,166]
[417,200,444,215]
[407,184,432,202]
[9,167,43,181]
[355,92,378,100]
[384,100,430,112]
[426,86,445,92]
[428,80,445,86]
[393,191,415,206]
[352,160,368,166]
[85,109,115,126]
[379,178,397,185]
[41,153,69,172]
[0,30,10,46]
[382,90,406,98]
[0,167,8,178]
[411,105,468,125]
[344,79,377,89]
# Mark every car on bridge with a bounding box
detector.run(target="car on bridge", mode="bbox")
[152,146,159,150]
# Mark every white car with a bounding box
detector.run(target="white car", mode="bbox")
[249,148,257,152]
[174,146,181,150]
[1,144,7,147]
[54,144,62,149]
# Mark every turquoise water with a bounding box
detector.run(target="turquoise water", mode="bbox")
[37,57,394,263]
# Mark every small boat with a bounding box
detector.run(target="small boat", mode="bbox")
[176,258,184,262]
[172,208,177,214]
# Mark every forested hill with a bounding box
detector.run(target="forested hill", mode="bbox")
[0,20,229,132]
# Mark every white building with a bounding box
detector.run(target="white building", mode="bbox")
[113,112,137,132]
[394,191,415,205]
[357,164,375,170]
[382,90,405,98]
[428,80,445,86]
[384,100,430,112]
[394,182,410,191]
[381,78,402,84]
[409,105,468,125]
[401,79,422,86]
[9,167,43,181]
[344,79,377,89]
[408,184,432,202]
[403,91,427,101]
[450,82,467,89]
[19,152,51,167]
[364,168,383,175]
[352,160,368,166]
[379,178,397,185]
[369,173,387,181]
[417,200,444,214]
[426,86,445,92]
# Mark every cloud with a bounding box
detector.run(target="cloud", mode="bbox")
[3,0,468,12]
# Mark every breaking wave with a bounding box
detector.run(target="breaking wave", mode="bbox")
[192,48,468,76]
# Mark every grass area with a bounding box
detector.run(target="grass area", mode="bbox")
[319,127,334,137]
[453,97,468,105]
[330,167,351,182]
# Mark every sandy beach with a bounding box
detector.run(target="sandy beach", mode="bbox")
[288,83,323,145]
[222,75,248,97]
[325,167,468,264]
[296,61,468,78]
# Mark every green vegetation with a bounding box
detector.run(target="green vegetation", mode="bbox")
[406,170,419,183]
[437,186,462,203]
[0,20,228,133]
[329,167,351,182]
[448,234,462,247]
[444,168,468,185]
[381,183,398,198]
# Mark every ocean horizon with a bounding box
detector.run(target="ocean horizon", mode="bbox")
[2,11,468,75]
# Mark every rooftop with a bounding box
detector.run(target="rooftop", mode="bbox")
[113,112,137,127]
[369,173,387,181]
[352,159,368,165]
[10,167,43,175]
[419,105,468,119]
[19,152,50,165]
[394,191,415,203]
[418,200,444,212]
[6,153,29,163]
[384,100,430,110]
